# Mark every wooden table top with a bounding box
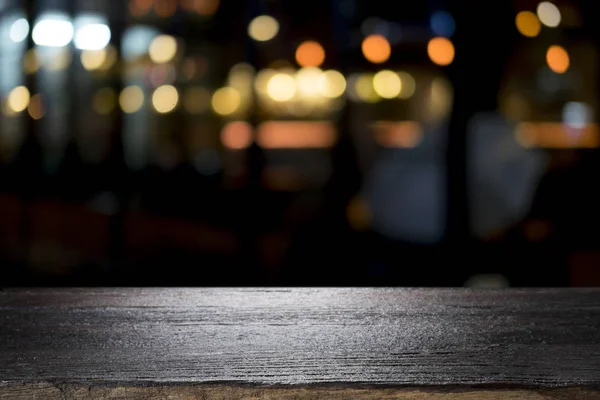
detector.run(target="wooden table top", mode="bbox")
[1,288,599,399]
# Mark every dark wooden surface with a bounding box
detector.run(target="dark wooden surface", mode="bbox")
[1,288,600,398]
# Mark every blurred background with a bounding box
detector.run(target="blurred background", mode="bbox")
[1,0,600,287]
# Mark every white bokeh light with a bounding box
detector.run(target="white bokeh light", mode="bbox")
[75,23,111,50]
[32,14,73,47]
[9,18,29,43]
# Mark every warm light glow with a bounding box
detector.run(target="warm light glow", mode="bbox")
[80,49,107,71]
[23,49,40,74]
[267,73,297,102]
[361,34,391,64]
[537,1,561,28]
[248,15,279,42]
[373,70,402,99]
[152,85,179,114]
[254,69,277,95]
[372,121,423,148]
[100,45,118,70]
[295,67,323,97]
[149,35,178,64]
[119,86,145,114]
[515,11,541,37]
[27,94,45,120]
[92,88,117,115]
[317,70,346,98]
[10,18,29,43]
[32,15,73,47]
[154,0,178,17]
[221,121,253,150]
[183,87,210,114]
[355,73,380,103]
[347,196,371,231]
[7,86,30,113]
[74,23,111,50]
[212,87,241,116]
[257,121,337,148]
[427,37,455,66]
[397,71,416,99]
[295,41,326,68]
[47,49,72,71]
[516,122,598,148]
[191,0,220,16]
[546,45,569,73]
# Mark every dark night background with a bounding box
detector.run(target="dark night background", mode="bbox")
[1,0,600,287]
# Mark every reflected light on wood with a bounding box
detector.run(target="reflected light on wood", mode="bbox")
[371,121,423,148]
[257,121,336,149]
[516,122,599,148]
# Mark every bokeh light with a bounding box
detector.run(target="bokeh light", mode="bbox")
[267,73,297,102]
[23,49,40,74]
[81,49,106,71]
[537,1,561,28]
[295,67,323,97]
[373,70,401,99]
[221,121,253,150]
[212,87,241,116]
[119,86,145,114]
[427,37,455,66]
[248,15,279,42]
[361,34,391,64]
[397,72,416,99]
[430,11,455,37]
[149,35,178,64]
[317,70,346,98]
[546,45,570,73]
[295,41,326,68]
[354,73,380,103]
[7,86,31,113]
[27,94,45,120]
[92,88,117,115]
[515,11,541,37]
[10,18,29,43]
[152,85,179,114]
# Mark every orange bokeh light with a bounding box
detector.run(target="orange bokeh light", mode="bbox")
[361,34,391,64]
[427,37,455,66]
[221,121,253,150]
[546,45,570,73]
[295,41,326,68]
[154,0,177,17]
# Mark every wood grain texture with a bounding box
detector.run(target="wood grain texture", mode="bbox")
[1,288,599,397]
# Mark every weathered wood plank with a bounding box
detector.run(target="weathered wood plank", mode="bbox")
[1,288,599,398]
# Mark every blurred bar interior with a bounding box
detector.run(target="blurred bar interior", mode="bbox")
[1,0,600,287]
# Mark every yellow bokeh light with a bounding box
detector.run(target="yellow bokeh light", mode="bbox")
[81,49,107,71]
[254,69,277,95]
[397,72,416,99]
[100,45,118,70]
[183,87,210,114]
[7,86,31,113]
[373,70,402,99]
[119,86,145,114]
[92,88,117,115]
[27,94,45,120]
[361,34,391,64]
[295,41,326,68]
[152,85,179,114]
[212,87,241,116]
[23,49,40,74]
[355,73,380,103]
[317,70,346,98]
[546,45,569,73]
[248,15,279,42]
[295,67,322,97]
[149,35,177,64]
[537,1,561,28]
[427,37,455,66]
[267,73,297,102]
[515,11,541,37]
[47,50,72,71]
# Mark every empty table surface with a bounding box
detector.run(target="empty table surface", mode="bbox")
[1,288,599,399]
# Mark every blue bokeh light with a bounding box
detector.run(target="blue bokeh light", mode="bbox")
[430,11,455,37]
